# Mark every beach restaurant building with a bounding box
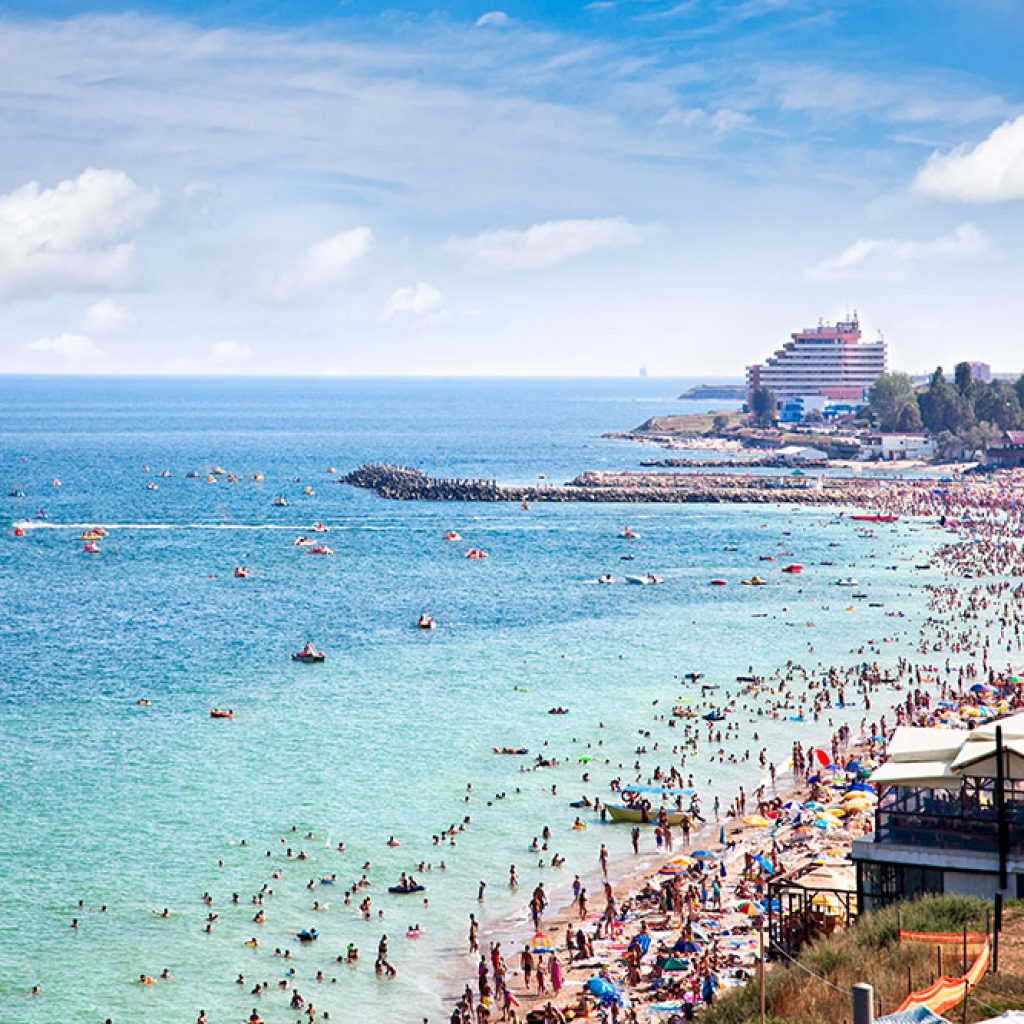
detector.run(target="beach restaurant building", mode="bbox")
[852,713,1024,910]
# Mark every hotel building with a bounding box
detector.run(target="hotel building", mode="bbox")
[746,316,887,409]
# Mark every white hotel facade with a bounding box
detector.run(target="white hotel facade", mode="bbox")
[746,316,887,410]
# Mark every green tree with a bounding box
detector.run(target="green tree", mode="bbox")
[866,372,920,432]
[1015,373,1024,410]
[954,361,974,396]
[973,380,1023,431]
[895,401,923,432]
[749,385,778,428]
[919,366,973,434]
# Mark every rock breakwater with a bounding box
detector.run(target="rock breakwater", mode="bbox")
[342,463,846,504]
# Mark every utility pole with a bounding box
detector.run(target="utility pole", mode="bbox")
[852,982,874,1024]
[759,915,766,1024]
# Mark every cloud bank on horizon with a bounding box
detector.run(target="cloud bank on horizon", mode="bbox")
[1,1,1023,375]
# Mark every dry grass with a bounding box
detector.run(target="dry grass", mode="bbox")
[703,896,1024,1024]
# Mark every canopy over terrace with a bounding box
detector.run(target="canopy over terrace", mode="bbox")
[869,719,1024,855]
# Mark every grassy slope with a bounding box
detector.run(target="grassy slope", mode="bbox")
[703,896,1024,1024]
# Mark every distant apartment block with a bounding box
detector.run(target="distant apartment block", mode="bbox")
[746,316,887,413]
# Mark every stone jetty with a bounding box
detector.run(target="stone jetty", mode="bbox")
[342,463,851,504]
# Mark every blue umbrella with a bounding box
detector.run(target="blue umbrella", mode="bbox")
[692,849,718,860]
[754,854,775,875]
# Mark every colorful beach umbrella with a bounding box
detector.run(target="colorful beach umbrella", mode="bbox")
[531,931,554,954]
[659,856,695,875]
[734,900,762,917]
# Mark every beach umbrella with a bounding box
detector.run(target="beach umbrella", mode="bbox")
[531,931,555,954]
[844,760,863,772]
[659,856,695,875]
[676,940,701,954]
[804,801,824,811]
[753,854,775,874]
[782,799,803,810]
[743,814,771,828]
[734,900,762,917]
[811,892,843,915]
[847,782,875,793]
[691,849,718,860]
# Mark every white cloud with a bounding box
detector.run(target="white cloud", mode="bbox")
[448,217,653,273]
[659,106,754,134]
[268,227,373,301]
[25,332,103,359]
[806,223,987,282]
[915,115,1024,203]
[382,282,445,322]
[0,168,158,297]
[82,298,136,335]
[210,340,252,364]
[474,11,511,28]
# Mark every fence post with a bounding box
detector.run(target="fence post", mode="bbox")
[852,982,874,1024]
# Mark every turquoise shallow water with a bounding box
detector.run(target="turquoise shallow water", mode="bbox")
[0,377,942,1024]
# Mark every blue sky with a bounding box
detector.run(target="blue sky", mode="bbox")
[1,0,1022,374]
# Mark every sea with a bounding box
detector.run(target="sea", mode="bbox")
[0,376,944,1024]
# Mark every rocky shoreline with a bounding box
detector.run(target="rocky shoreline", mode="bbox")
[341,463,846,504]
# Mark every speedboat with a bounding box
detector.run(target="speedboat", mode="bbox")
[292,644,325,664]
[186,470,200,479]
[81,529,103,541]
[311,522,330,533]
[293,536,314,546]
[210,708,234,719]
[443,531,462,541]
[147,482,159,490]
[781,564,803,574]
[620,527,638,539]
[158,469,171,478]
[465,548,488,559]
[741,576,767,586]
[710,578,728,586]
[835,578,858,587]
[307,545,334,556]
[212,466,226,476]
[234,566,249,578]
[625,575,651,585]
[252,472,264,481]
[272,496,288,507]
[8,489,25,498]
[417,614,437,630]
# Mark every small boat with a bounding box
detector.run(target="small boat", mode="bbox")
[598,574,615,585]
[621,554,636,561]
[158,469,171,478]
[620,527,638,540]
[417,614,437,630]
[234,566,249,578]
[683,672,703,681]
[227,474,238,483]
[311,522,330,533]
[9,489,25,498]
[443,531,462,541]
[625,575,651,585]
[147,482,159,490]
[297,929,319,942]
[293,536,314,546]
[548,707,570,715]
[703,710,726,722]
[292,644,325,663]
[781,564,803,574]
[388,884,425,895]
[494,747,529,755]
[834,578,858,587]
[465,548,488,559]
[51,479,61,487]
[647,574,664,584]
[210,709,234,719]
[303,486,315,496]
[252,472,264,481]
[83,541,101,554]
[186,470,200,479]
[606,804,687,825]
[272,496,288,507]
[741,576,766,586]
[851,514,899,523]
[723,545,738,551]
[307,545,334,556]
[710,579,728,586]
[81,530,103,541]
[206,475,217,483]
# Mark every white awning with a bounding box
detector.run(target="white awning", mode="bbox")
[870,760,961,789]
[950,738,1024,780]
[886,727,969,762]
[970,710,1024,740]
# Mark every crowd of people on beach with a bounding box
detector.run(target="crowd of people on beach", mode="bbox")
[22,465,1024,1023]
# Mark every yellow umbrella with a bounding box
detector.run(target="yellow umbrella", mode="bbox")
[812,892,843,914]
[743,814,771,828]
